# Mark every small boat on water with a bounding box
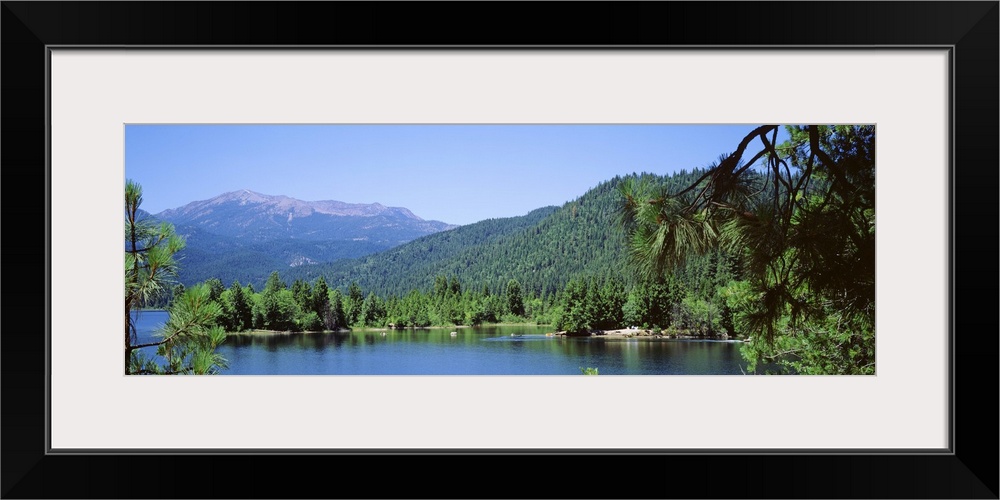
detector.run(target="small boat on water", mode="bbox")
[450,331,457,336]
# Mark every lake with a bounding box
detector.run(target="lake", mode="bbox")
[131,310,751,375]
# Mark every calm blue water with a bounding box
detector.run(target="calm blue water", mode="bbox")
[130,310,171,366]
[131,311,751,375]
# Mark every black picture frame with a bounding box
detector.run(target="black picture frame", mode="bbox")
[3,2,996,498]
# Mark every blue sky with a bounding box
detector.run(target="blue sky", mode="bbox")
[125,124,786,226]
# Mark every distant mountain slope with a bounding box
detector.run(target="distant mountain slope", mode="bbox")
[158,189,456,243]
[172,223,393,288]
[152,190,456,287]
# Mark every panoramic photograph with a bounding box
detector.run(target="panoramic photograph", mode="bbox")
[125,124,875,375]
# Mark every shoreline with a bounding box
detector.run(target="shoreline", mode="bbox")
[381,322,550,331]
[227,325,747,342]
[555,328,749,341]
[231,328,354,336]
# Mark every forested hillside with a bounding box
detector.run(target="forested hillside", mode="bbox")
[282,204,559,294]
[286,171,715,297]
[174,224,395,288]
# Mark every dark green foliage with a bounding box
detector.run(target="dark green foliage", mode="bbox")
[311,276,333,330]
[251,271,299,331]
[284,206,558,294]
[505,279,524,317]
[360,292,387,327]
[346,282,363,326]
[328,289,347,330]
[622,276,678,330]
[258,289,299,331]
[593,277,626,330]
[619,125,876,374]
[205,278,225,303]
[390,289,432,328]
[555,279,595,334]
[551,275,638,332]
[264,271,286,293]
[219,280,252,332]
[291,279,312,311]
[298,311,324,332]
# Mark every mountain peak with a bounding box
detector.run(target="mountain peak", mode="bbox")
[214,189,272,205]
[154,190,454,244]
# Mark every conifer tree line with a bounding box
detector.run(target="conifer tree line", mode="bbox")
[179,242,745,338]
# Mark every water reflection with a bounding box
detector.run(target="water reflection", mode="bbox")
[212,326,751,375]
[129,312,754,375]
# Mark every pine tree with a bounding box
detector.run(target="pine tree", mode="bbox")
[125,180,227,374]
[618,125,875,374]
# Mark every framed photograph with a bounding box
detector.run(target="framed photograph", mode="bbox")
[4,2,996,498]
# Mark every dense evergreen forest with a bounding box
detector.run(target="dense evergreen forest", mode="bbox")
[281,204,562,296]
[281,170,726,296]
